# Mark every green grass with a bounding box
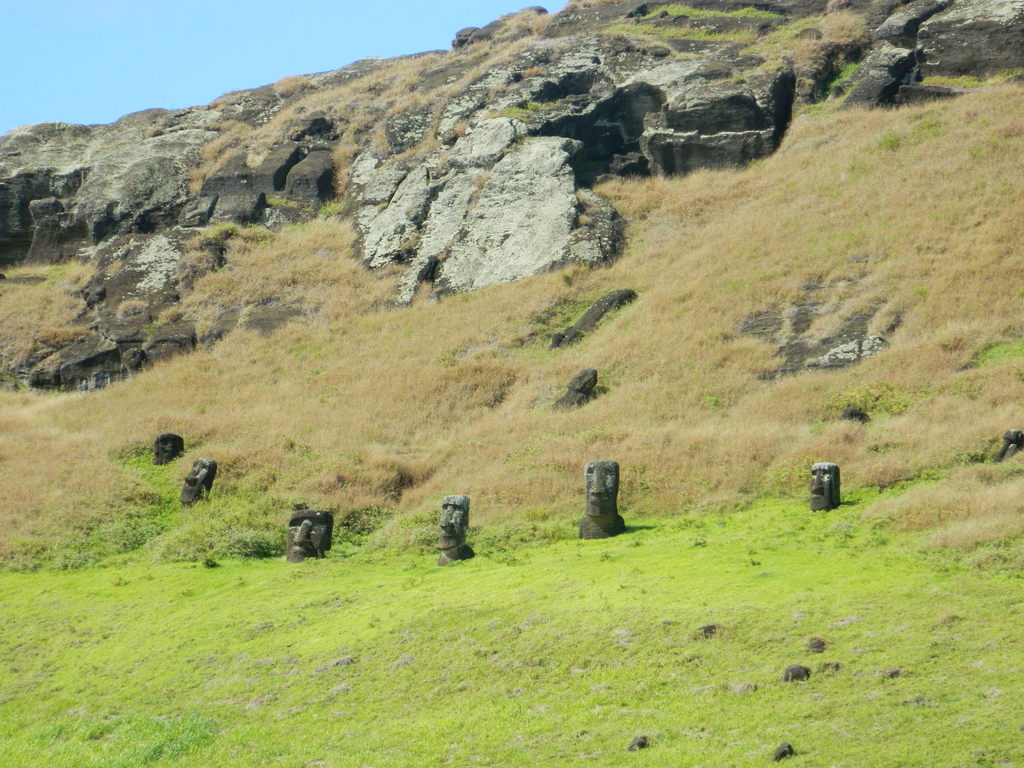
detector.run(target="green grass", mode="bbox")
[2,495,1023,766]
[639,4,782,20]
[972,339,1024,367]
[606,22,758,44]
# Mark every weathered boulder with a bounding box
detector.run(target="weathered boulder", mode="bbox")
[553,368,599,410]
[918,0,1024,78]
[839,43,917,107]
[284,150,335,206]
[875,0,952,44]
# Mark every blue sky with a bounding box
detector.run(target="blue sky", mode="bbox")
[0,1,569,137]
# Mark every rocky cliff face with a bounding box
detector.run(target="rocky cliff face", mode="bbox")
[0,0,1020,389]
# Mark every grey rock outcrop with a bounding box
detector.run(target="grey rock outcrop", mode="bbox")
[840,42,917,107]
[918,0,1024,78]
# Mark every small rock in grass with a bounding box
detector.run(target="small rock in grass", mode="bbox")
[773,742,795,761]
[627,735,648,751]
[783,664,811,682]
[728,682,758,694]
[820,661,842,673]
[697,623,722,639]
[880,666,903,679]
[806,637,826,653]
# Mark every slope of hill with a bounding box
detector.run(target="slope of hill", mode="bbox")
[2,499,1023,767]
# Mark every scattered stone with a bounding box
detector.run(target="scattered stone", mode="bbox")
[550,289,637,348]
[627,735,648,751]
[773,742,795,761]
[697,624,722,639]
[438,495,475,566]
[180,458,217,505]
[152,432,184,465]
[579,460,625,539]
[286,508,334,562]
[553,368,599,410]
[841,407,870,423]
[807,637,827,653]
[994,430,1023,462]
[820,661,842,673]
[728,682,758,694]
[880,667,903,679]
[315,657,355,673]
[783,664,811,682]
[810,462,841,512]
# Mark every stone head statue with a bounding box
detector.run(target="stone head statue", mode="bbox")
[809,462,841,511]
[286,509,334,562]
[438,494,474,565]
[181,458,217,505]
[153,433,184,465]
[995,430,1024,462]
[580,460,625,539]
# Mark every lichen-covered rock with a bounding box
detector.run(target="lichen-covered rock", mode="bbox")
[875,0,952,44]
[918,0,1024,78]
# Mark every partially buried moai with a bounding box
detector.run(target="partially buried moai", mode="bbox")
[809,462,841,511]
[286,507,334,562]
[153,433,184,465]
[579,460,625,539]
[438,495,474,566]
[180,458,217,505]
[995,430,1024,462]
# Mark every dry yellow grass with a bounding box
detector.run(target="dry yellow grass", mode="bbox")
[3,86,1024,563]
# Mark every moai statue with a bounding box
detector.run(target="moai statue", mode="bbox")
[809,462,841,511]
[153,433,185,465]
[579,460,625,539]
[553,368,599,410]
[994,430,1024,462]
[180,458,217,505]
[438,495,474,565]
[286,507,334,562]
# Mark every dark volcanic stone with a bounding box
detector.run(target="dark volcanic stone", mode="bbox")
[153,433,185,465]
[579,459,625,539]
[627,735,648,751]
[284,150,335,206]
[551,289,637,348]
[807,637,827,653]
[181,458,217,505]
[773,742,795,761]
[841,407,870,423]
[782,664,811,682]
[553,368,599,410]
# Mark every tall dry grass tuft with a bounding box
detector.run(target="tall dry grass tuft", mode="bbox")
[5,87,1024,563]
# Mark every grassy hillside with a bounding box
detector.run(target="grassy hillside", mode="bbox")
[2,496,1022,767]
[3,85,1024,570]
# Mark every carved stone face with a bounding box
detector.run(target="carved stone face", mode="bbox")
[809,462,840,511]
[286,510,334,562]
[584,460,619,517]
[153,433,184,465]
[439,495,470,548]
[180,458,217,505]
